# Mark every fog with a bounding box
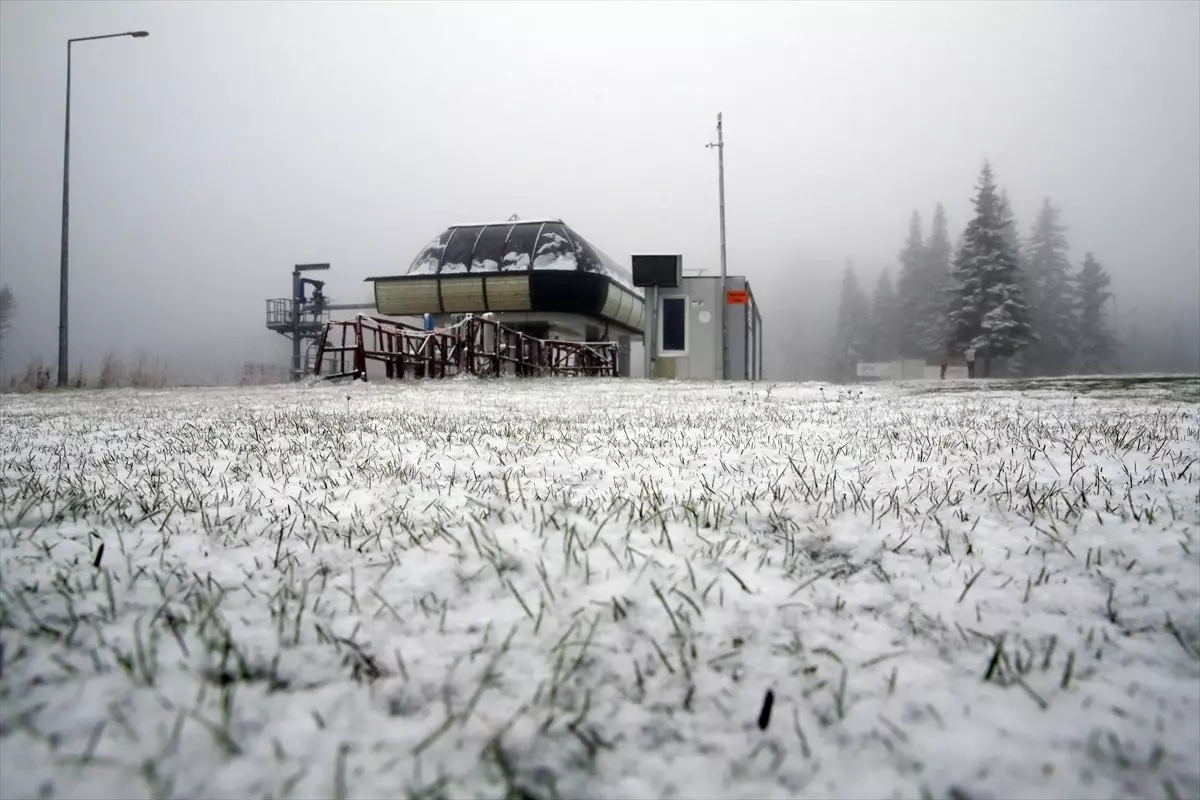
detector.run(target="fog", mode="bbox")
[1,0,1197,385]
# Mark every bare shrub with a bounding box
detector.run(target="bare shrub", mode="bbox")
[239,362,286,386]
[12,356,51,392]
[98,352,124,389]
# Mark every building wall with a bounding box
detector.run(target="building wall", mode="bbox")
[628,339,644,375]
[890,359,929,381]
[726,276,748,380]
[643,277,723,380]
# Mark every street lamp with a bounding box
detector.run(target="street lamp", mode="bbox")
[58,31,149,388]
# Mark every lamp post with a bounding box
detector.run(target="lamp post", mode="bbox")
[58,30,149,388]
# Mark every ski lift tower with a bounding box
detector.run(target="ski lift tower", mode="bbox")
[265,262,375,381]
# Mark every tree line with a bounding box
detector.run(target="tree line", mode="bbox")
[0,284,14,369]
[830,161,1119,380]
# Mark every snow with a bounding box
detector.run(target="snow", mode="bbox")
[408,252,577,275]
[533,233,576,271]
[502,250,531,271]
[532,252,578,271]
[409,257,439,275]
[400,225,627,281]
[1,377,1198,800]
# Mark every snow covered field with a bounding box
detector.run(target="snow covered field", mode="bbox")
[2,377,1198,800]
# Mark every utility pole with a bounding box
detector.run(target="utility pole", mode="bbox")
[706,113,728,380]
[58,30,150,388]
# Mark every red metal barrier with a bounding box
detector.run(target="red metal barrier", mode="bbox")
[311,314,619,381]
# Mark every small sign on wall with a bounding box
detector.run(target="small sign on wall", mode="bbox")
[726,290,749,304]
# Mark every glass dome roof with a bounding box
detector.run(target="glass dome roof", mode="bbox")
[405,219,634,289]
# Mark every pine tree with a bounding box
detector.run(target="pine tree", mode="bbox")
[1024,199,1078,376]
[916,203,953,357]
[869,269,900,361]
[829,263,872,382]
[0,284,14,358]
[996,191,1037,375]
[895,211,926,357]
[998,191,1023,262]
[946,162,1034,376]
[1073,252,1118,374]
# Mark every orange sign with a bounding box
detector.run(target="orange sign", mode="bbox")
[726,290,749,305]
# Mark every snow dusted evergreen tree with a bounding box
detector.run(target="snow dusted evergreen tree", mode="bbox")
[997,190,1023,260]
[828,263,872,382]
[869,268,901,361]
[996,190,1036,375]
[1073,252,1118,374]
[895,211,926,357]
[946,162,1034,376]
[1024,199,1078,376]
[0,285,14,363]
[916,203,953,357]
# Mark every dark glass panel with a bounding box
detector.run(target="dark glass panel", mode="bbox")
[661,297,686,352]
[407,230,451,275]
[533,223,576,270]
[500,223,541,271]
[439,226,484,274]
[470,224,512,273]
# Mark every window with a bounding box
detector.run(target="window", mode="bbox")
[567,228,634,288]
[570,230,608,277]
[408,230,451,275]
[660,296,687,355]
[533,223,576,270]
[500,223,540,271]
[470,224,512,273]
[439,226,484,274]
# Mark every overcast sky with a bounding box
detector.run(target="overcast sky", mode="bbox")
[1,0,1197,382]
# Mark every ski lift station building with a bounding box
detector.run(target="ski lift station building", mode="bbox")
[364,218,763,380]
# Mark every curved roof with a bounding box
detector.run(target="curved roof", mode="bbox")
[405,219,634,289]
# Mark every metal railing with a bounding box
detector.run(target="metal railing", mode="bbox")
[312,314,620,381]
[266,298,328,329]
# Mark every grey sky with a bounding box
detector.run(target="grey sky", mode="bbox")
[1,0,1197,382]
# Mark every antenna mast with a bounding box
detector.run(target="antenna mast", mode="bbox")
[706,113,728,379]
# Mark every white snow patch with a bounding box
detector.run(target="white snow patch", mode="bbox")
[533,252,578,271]
[0,378,1197,800]
[502,251,531,271]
